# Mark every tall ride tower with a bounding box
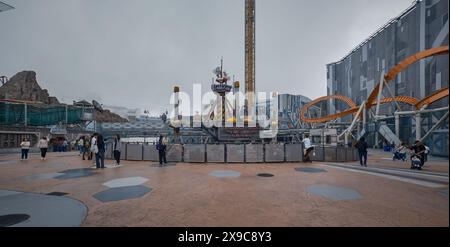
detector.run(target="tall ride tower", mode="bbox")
[245,0,256,114]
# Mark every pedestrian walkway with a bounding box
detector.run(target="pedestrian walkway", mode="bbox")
[0,151,448,227]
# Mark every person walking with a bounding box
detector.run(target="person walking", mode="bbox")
[424,145,430,162]
[96,134,106,169]
[302,134,314,163]
[354,137,368,167]
[78,137,85,156]
[84,138,91,160]
[37,136,49,160]
[20,138,31,160]
[410,140,426,169]
[90,133,99,165]
[62,140,68,152]
[113,134,122,166]
[156,135,167,166]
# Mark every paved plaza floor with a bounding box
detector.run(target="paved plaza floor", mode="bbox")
[0,150,448,227]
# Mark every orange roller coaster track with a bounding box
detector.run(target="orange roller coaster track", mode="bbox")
[301,46,449,124]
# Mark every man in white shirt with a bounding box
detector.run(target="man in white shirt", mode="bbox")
[302,134,314,163]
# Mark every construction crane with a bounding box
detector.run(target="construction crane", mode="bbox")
[245,0,256,115]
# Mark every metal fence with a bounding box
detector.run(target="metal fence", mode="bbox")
[0,102,84,126]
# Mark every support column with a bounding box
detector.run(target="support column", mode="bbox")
[415,113,421,140]
[395,114,400,137]
[374,131,379,149]
[344,133,348,147]
[375,79,384,118]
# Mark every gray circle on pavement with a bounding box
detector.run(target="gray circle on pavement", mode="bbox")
[55,168,95,180]
[209,170,241,178]
[93,185,152,202]
[0,191,87,227]
[307,184,362,201]
[295,167,327,173]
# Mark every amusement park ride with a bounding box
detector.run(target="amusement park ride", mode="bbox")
[301,46,449,146]
[169,0,449,147]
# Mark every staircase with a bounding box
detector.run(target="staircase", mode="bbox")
[201,125,219,142]
[378,123,401,146]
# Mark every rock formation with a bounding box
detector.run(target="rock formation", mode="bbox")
[0,71,128,123]
[0,71,60,104]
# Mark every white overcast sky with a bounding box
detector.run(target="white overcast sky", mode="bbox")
[0,0,414,115]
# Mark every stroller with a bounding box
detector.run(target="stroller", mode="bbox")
[393,151,407,162]
[410,153,423,170]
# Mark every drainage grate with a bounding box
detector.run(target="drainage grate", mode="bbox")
[46,192,68,196]
[257,173,274,177]
[0,214,31,227]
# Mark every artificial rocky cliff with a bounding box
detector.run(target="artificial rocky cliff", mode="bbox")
[0,71,60,104]
[0,71,127,123]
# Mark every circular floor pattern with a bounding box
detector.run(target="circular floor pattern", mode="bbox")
[0,214,31,227]
[257,173,274,177]
[295,167,327,173]
[90,164,124,169]
[307,184,362,201]
[102,177,149,188]
[93,185,152,203]
[0,190,87,227]
[55,168,95,180]
[21,173,64,181]
[209,170,241,178]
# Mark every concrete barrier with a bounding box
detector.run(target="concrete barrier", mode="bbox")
[345,148,353,162]
[105,143,113,159]
[324,147,337,162]
[183,144,205,163]
[311,146,324,161]
[143,144,159,161]
[166,144,183,162]
[104,143,358,163]
[245,144,264,163]
[336,147,347,162]
[206,144,225,163]
[226,144,245,163]
[265,144,285,162]
[126,144,143,161]
[285,144,303,162]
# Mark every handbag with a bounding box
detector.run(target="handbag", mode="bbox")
[90,139,98,154]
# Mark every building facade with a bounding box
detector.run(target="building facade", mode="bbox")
[326,0,449,155]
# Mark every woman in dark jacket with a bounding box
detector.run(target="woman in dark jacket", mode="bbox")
[96,135,106,169]
[113,134,122,166]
